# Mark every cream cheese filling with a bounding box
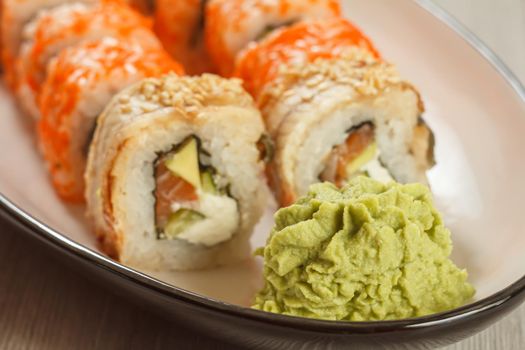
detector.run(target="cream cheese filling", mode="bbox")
[360,150,394,183]
[170,191,239,247]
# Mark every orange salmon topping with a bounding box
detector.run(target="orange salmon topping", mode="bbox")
[234,17,380,97]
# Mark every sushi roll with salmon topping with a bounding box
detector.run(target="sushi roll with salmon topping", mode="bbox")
[234,17,380,97]
[1,0,98,89]
[38,37,183,202]
[205,0,342,76]
[17,0,159,119]
[153,0,213,74]
[259,54,435,206]
[85,74,268,270]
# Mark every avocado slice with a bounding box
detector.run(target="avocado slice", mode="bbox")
[201,170,217,194]
[345,142,378,175]
[165,137,201,189]
[163,209,205,239]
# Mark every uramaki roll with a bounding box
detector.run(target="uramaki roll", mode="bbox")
[38,37,183,202]
[259,54,435,206]
[153,0,213,74]
[234,17,380,97]
[1,0,98,89]
[205,0,341,76]
[85,74,268,271]
[17,0,157,119]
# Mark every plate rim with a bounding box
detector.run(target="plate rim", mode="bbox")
[1,0,524,334]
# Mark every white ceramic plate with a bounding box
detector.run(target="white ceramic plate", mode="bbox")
[1,0,524,335]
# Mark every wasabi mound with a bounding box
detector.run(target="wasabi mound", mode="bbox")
[253,177,474,321]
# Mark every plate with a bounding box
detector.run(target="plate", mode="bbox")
[1,0,524,348]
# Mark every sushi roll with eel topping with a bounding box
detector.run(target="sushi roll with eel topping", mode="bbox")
[85,74,268,270]
[230,17,434,206]
[259,54,435,206]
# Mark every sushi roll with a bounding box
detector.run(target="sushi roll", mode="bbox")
[234,17,380,97]
[259,54,435,206]
[18,0,158,119]
[38,37,183,202]
[205,0,342,76]
[85,74,268,270]
[1,0,98,89]
[153,0,213,74]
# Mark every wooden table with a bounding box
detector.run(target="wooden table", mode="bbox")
[1,1,524,349]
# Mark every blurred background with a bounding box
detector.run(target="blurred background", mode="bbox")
[437,0,524,82]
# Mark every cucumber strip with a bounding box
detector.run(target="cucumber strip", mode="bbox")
[162,209,205,239]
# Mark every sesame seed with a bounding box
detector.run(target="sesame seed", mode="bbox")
[120,105,132,114]
[257,49,415,126]
[118,95,130,104]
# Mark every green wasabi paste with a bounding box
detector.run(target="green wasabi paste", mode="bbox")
[253,177,474,321]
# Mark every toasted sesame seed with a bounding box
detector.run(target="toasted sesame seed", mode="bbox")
[120,105,132,114]
[120,74,254,120]
[118,95,130,104]
[256,49,421,133]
